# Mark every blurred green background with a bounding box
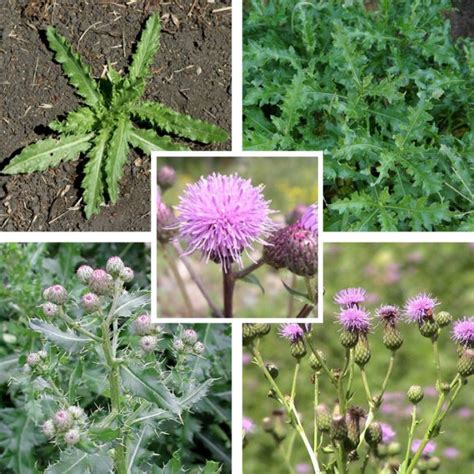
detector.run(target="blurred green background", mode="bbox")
[243,243,474,473]
[157,156,318,317]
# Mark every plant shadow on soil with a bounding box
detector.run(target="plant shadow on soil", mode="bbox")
[0,0,231,231]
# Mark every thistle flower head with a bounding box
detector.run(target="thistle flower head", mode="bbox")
[242,417,255,434]
[380,423,396,444]
[42,420,55,438]
[120,267,134,283]
[404,293,439,323]
[175,173,276,271]
[452,317,474,346]
[158,165,177,190]
[81,293,101,313]
[279,323,305,342]
[67,406,84,420]
[334,288,366,307]
[157,194,178,243]
[76,264,94,284]
[299,203,318,237]
[53,409,73,431]
[286,204,308,225]
[26,352,41,367]
[89,269,113,295]
[376,305,401,325]
[338,307,371,333]
[193,341,205,354]
[134,314,152,335]
[182,328,198,345]
[139,335,157,353]
[106,256,125,277]
[411,439,436,455]
[42,302,59,317]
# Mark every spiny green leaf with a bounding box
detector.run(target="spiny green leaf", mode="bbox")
[112,290,150,318]
[49,107,96,135]
[29,318,90,353]
[200,461,222,474]
[105,116,131,203]
[129,14,161,84]
[121,365,181,418]
[46,26,101,107]
[82,130,110,219]
[45,447,113,474]
[129,127,189,152]
[178,379,216,411]
[3,134,93,175]
[132,101,228,144]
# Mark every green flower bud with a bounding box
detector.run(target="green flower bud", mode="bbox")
[426,456,441,471]
[434,311,452,328]
[309,350,325,371]
[242,324,258,346]
[340,330,358,348]
[354,334,371,367]
[365,422,383,446]
[418,319,439,338]
[254,323,271,337]
[457,349,474,377]
[382,325,403,351]
[290,340,307,360]
[315,404,331,433]
[330,414,348,441]
[387,441,401,455]
[407,385,424,404]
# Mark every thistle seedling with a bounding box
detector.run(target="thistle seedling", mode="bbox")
[3,15,229,218]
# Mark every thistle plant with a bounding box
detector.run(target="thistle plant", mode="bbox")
[5,256,225,472]
[243,290,473,473]
[2,15,228,218]
[158,166,318,317]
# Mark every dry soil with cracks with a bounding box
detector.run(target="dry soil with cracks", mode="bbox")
[0,0,231,231]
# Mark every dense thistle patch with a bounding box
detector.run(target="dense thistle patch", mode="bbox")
[175,173,276,271]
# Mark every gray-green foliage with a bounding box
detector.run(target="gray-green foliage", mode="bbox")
[243,0,473,231]
[3,15,228,218]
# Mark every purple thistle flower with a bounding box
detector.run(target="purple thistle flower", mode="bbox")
[457,407,471,418]
[334,287,367,307]
[404,293,439,322]
[299,203,318,237]
[452,317,474,346]
[380,423,396,444]
[242,416,255,434]
[175,173,276,271]
[376,305,401,325]
[442,447,460,459]
[296,464,311,474]
[338,307,371,333]
[411,439,436,455]
[279,323,305,342]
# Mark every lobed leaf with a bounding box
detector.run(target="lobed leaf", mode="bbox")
[46,26,101,107]
[45,447,113,474]
[49,107,96,135]
[29,318,89,353]
[128,14,161,84]
[105,116,132,204]
[82,130,110,219]
[132,101,229,144]
[129,127,190,152]
[112,290,150,318]
[178,379,216,411]
[3,134,93,175]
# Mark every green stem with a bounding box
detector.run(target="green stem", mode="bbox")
[346,349,355,399]
[360,368,373,407]
[406,394,446,474]
[279,443,296,474]
[313,373,319,456]
[304,334,336,385]
[337,349,351,414]
[431,337,441,385]
[290,361,300,403]
[380,352,395,398]
[360,447,372,474]
[402,405,418,473]
[334,441,347,474]
[57,308,101,343]
[285,429,297,471]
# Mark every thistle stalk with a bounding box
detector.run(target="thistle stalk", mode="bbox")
[223,265,235,318]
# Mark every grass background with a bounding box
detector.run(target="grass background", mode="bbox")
[243,243,474,473]
[157,156,318,317]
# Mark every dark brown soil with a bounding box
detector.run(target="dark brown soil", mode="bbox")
[0,0,231,231]
[451,0,474,38]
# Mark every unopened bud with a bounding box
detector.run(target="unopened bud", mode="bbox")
[26,352,41,367]
[89,269,113,295]
[407,385,424,404]
[457,349,474,377]
[173,339,185,352]
[419,319,439,338]
[193,341,205,354]
[365,422,383,446]
[182,329,198,345]
[427,456,441,471]
[382,325,403,351]
[43,285,68,305]
[42,302,59,317]
[158,165,176,190]
[262,416,274,432]
[42,420,55,438]
[106,256,125,277]
[290,340,307,360]
[387,441,401,455]
[340,330,358,348]
[254,323,271,337]
[315,404,331,432]
[134,314,152,335]
[120,267,134,283]
[76,265,94,284]
[330,414,348,441]
[67,406,84,420]
[64,428,81,446]
[309,351,325,371]
[38,350,48,359]
[140,335,157,353]
[53,410,73,431]
[434,311,452,328]
[81,293,101,313]
[354,334,371,366]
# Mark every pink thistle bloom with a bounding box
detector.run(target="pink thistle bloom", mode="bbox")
[452,317,474,346]
[380,423,396,444]
[175,173,276,271]
[404,293,439,323]
[299,203,318,237]
[242,416,255,434]
[376,305,401,325]
[296,463,311,474]
[242,352,251,365]
[279,323,305,342]
[334,287,367,307]
[443,447,460,459]
[411,439,436,455]
[457,407,471,418]
[338,307,371,333]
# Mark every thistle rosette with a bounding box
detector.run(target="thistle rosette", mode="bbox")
[404,293,440,338]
